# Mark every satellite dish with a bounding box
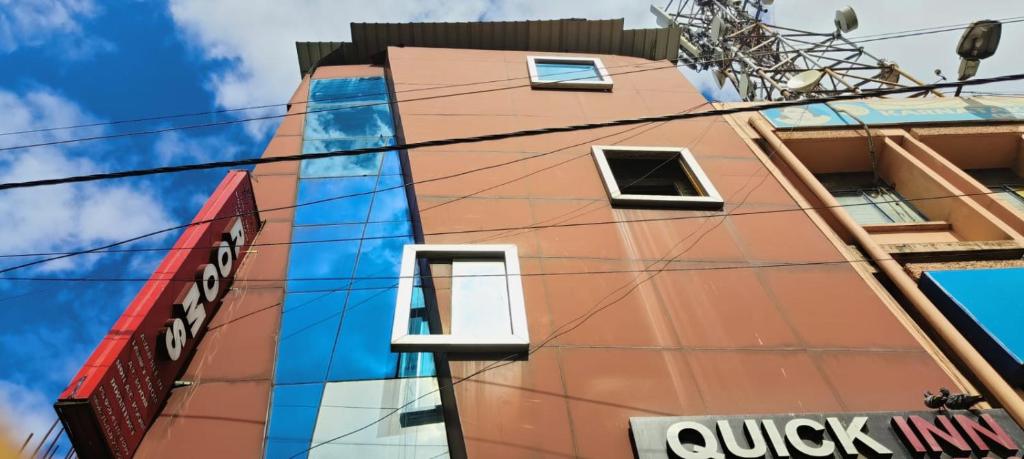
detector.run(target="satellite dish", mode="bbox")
[834,6,858,34]
[738,72,752,98]
[710,13,728,42]
[650,5,675,28]
[713,69,727,89]
[786,70,824,92]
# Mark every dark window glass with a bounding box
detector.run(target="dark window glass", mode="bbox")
[606,155,698,197]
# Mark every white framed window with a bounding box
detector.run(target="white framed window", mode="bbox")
[527,55,613,90]
[591,146,724,209]
[391,244,529,353]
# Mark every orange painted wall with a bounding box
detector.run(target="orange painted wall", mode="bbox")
[387,46,959,458]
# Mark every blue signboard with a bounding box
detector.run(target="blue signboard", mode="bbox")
[920,267,1024,385]
[761,96,1024,128]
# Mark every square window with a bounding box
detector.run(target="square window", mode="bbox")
[391,244,529,353]
[591,146,724,208]
[527,56,613,90]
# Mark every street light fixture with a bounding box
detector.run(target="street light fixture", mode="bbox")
[956,20,1002,82]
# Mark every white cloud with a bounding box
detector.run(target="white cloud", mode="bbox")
[0,88,174,273]
[166,0,658,139]
[152,130,242,164]
[0,0,113,57]
[168,1,1024,134]
[0,379,53,446]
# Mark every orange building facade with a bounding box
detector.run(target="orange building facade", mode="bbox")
[59,19,1024,459]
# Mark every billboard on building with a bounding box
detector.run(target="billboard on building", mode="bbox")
[761,96,1024,129]
[54,170,261,459]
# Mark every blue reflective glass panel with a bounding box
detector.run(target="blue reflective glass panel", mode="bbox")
[265,383,323,441]
[286,225,361,292]
[304,105,395,140]
[536,61,602,82]
[302,137,396,153]
[265,440,310,459]
[349,231,411,291]
[293,177,376,225]
[309,77,388,106]
[326,287,401,381]
[301,138,397,178]
[275,293,345,384]
[363,219,413,239]
[381,151,402,176]
[398,287,437,378]
[302,153,382,178]
[368,175,411,223]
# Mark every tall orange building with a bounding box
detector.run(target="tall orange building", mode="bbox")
[57,18,1024,459]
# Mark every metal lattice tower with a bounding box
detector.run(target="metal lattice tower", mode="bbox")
[651,0,942,101]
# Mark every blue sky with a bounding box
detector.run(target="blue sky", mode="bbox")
[1,0,1022,451]
[0,0,257,445]
[0,0,659,447]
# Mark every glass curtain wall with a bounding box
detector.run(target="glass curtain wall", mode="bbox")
[264,77,449,459]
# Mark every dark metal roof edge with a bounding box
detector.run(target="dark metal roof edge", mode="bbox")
[295,19,678,76]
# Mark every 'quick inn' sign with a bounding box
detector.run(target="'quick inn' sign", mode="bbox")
[631,409,1024,459]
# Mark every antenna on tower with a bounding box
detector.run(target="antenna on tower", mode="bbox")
[651,0,942,101]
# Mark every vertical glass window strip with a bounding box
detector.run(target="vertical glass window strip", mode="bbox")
[266,76,446,459]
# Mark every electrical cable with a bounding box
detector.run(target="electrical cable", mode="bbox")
[293,106,792,457]
[1,73,1021,194]
[0,59,675,138]
[5,14,1017,139]
[0,101,710,275]
[855,18,1024,44]
[0,75,1022,277]
[0,61,685,152]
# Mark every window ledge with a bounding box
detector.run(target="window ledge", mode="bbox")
[391,244,529,354]
[862,221,951,234]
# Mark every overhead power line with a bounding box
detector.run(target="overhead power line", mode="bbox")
[0,186,1019,260]
[854,17,1024,43]
[1,72,1022,193]
[0,59,673,138]
[845,15,1024,40]
[0,257,903,284]
[3,15,1020,139]
[0,73,1020,278]
[0,101,712,276]
[0,61,684,151]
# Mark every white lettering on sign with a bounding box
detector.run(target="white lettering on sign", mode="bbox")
[161,219,245,361]
[784,418,834,457]
[667,417,894,459]
[826,416,893,457]
[666,421,723,459]
[717,420,767,458]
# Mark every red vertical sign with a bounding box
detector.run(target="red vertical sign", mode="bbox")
[54,170,261,458]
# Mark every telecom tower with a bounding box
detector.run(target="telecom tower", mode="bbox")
[650,0,940,101]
